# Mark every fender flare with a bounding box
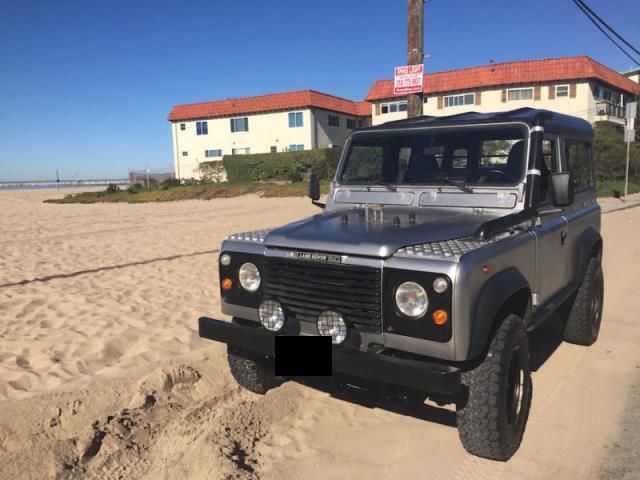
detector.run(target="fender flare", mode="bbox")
[467,267,531,360]
[572,226,602,284]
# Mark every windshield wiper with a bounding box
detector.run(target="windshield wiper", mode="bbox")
[433,177,474,194]
[369,182,397,192]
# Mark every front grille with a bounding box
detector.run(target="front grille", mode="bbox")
[264,257,381,330]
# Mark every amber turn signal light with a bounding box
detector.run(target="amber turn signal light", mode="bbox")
[221,278,233,291]
[432,309,448,326]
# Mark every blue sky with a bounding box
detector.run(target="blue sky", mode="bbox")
[1,0,638,181]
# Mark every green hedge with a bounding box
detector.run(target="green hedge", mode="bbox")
[219,148,341,183]
[594,121,640,181]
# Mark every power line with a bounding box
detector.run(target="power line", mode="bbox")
[609,0,640,37]
[575,0,640,58]
[571,0,640,66]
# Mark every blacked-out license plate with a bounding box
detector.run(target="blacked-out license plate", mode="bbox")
[274,336,332,376]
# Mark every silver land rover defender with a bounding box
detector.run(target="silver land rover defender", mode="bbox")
[198,108,604,461]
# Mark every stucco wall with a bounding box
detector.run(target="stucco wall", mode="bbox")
[172,109,315,179]
[312,108,359,149]
[370,82,613,126]
[171,108,364,180]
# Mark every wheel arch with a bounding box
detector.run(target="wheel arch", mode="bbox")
[467,267,532,361]
[572,227,602,284]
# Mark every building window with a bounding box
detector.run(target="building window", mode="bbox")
[444,93,475,108]
[346,118,356,129]
[180,123,186,131]
[288,111,303,128]
[230,117,249,132]
[232,147,250,155]
[196,121,208,135]
[593,86,602,99]
[507,88,534,101]
[556,85,569,98]
[181,151,188,156]
[204,149,222,158]
[328,114,340,127]
[358,119,364,127]
[380,100,408,114]
[289,144,304,152]
[270,146,277,153]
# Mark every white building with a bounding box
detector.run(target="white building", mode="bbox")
[624,67,640,85]
[366,56,640,127]
[168,90,371,180]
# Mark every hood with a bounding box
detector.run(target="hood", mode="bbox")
[264,207,497,258]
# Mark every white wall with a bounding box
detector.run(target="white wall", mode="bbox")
[312,108,359,149]
[171,108,363,180]
[370,82,607,126]
[172,109,315,179]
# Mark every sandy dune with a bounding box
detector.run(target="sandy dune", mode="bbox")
[0,188,639,479]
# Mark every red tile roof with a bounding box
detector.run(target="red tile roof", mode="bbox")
[355,101,372,116]
[365,56,640,101]
[168,89,371,122]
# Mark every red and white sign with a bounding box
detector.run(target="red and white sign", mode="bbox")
[393,64,424,95]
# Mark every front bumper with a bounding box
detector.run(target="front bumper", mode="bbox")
[198,316,461,395]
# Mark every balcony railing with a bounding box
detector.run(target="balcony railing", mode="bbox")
[596,101,625,119]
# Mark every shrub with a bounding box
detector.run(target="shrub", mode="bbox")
[199,161,227,183]
[106,183,120,194]
[594,121,640,182]
[161,178,182,190]
[127,183,143,194]
[222,148,341,183]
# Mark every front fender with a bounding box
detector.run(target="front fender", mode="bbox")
[467,267,531,360]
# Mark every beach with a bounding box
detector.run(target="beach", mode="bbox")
[1,188,640,479]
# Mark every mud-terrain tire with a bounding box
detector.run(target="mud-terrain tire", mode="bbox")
[563,257,604,346]
[227,347,278,395]
[456,314,532,461]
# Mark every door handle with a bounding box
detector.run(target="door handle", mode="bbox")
[560,230,567,245]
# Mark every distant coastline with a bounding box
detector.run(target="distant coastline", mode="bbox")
[0,179,128,190]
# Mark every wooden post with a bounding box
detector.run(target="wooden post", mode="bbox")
[407,0,424,118]
[624,135,631,202]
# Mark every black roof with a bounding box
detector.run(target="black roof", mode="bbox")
[367,108,592,137]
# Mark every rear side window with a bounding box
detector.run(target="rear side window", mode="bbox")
[565,141,593,191]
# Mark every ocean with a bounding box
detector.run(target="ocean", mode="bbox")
[0,180,129,190]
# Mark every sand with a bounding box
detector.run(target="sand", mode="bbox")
[0,188,639,479]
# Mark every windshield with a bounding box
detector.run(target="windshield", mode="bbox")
[339,125,527,187]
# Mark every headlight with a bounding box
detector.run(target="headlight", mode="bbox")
[317,311,347,344]
[238,262,261,292]
[395,281,428,318]
[258,300,285,331]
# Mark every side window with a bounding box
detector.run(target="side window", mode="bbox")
[452,148,469,168]
[565,141,593,191]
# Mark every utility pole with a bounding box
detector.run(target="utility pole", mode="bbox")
[407,0,424,118]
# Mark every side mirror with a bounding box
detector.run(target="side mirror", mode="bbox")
[550,172,575,207]
[309,174,320,201]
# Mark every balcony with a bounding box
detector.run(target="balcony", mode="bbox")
[595,101,626,124]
